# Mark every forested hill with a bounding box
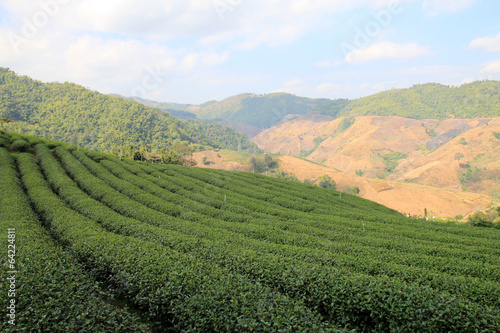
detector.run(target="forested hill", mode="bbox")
[189,93,332,129]
[132,81,500,132]
[0,68,259,154]
[313,81,500,119]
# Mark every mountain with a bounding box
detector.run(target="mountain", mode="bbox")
[111,94,198,119]
[1,131,499,331]
[252,114,500,201]
[191,149,492,218]
[123,81,500,139]
[313,82,500,119]
[130,82,500,136]
[182,92,332,130]
[0,68,259,154]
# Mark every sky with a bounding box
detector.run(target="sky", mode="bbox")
[0,0,499,104]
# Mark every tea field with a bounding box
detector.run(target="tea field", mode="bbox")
[1,131,500,332]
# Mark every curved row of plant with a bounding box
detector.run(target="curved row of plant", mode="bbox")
[36,145,500,331]
[0,148,149,332]
[18,150,331,332]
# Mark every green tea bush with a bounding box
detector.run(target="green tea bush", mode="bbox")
[11,139,30,152]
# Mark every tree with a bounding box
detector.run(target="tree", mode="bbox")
[355,169,365,177]
[250,156,257,171]
[454,152,464,164]
[467,212,493,228]
[165,143,196,166]
[0,117,12,128]
[264,154,277,169]
[318,175,336,190]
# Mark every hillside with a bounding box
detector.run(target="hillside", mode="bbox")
[314,81,500,119]
[127,81,500,135]
[0,68,259,154]
[192,150,492,218]
[252,115,500,200]
[176,92,332,131]
[1,130,500,332]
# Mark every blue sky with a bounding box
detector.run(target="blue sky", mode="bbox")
[1,0,499,104]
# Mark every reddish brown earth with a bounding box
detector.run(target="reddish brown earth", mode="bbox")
[252,115,500,199]
[191,115,500,218]
[192,150,493,218]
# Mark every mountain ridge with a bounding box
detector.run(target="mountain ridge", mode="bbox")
[0,67,260,154]
[127,81,500,134]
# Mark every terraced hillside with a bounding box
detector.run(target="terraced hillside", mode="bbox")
[1,131,500,332]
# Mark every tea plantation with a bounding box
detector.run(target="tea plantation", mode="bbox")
[1,130,500,332]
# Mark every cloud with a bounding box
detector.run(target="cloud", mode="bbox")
[422,0,477,16]
[469,33,500,53]
[480,60,500,74]
[345,42,433,64]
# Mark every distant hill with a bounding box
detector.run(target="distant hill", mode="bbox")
[252,115,500,200]
[313,82,500,119]
[0,68,260,154]
[123,81,500,136]
[185,93,332,130]
[111,94,198,119]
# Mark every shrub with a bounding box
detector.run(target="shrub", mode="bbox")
[318,174,336,189]
[11,139,30,152]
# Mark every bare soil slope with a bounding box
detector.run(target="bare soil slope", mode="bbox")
[192,151,492,218]
[252,115,500,198]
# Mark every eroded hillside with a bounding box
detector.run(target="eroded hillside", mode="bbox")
[252,114,500,199]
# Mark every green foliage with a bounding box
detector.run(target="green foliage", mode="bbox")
[355,169,365,177]
[318,174,336,189]
[314,81,500,120]
[264,153,278,169]
[467,212,494,228]
[191,92,332,129]
[2,133,500,332]
[313,136,324,146]
[459,166,482,189]
[0,148,149,332]
[337,117,355,133]
[494,132,500,139]
[11,139,30,152]
[0,68,259,155]
[382,152,408,173]
[0,130,10,148]
[455,152,465,161]
[275,169,299,182]
[250,154,277,173]
[417,143,430,151]
[459,137,468,145]
[345,186,360,195]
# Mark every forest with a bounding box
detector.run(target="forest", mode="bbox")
[0,68,260,155]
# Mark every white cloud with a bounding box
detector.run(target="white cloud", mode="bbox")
[469,33,500,53]
[345,42,433,64]
[480,60,500,74]
[422,0,477,16]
